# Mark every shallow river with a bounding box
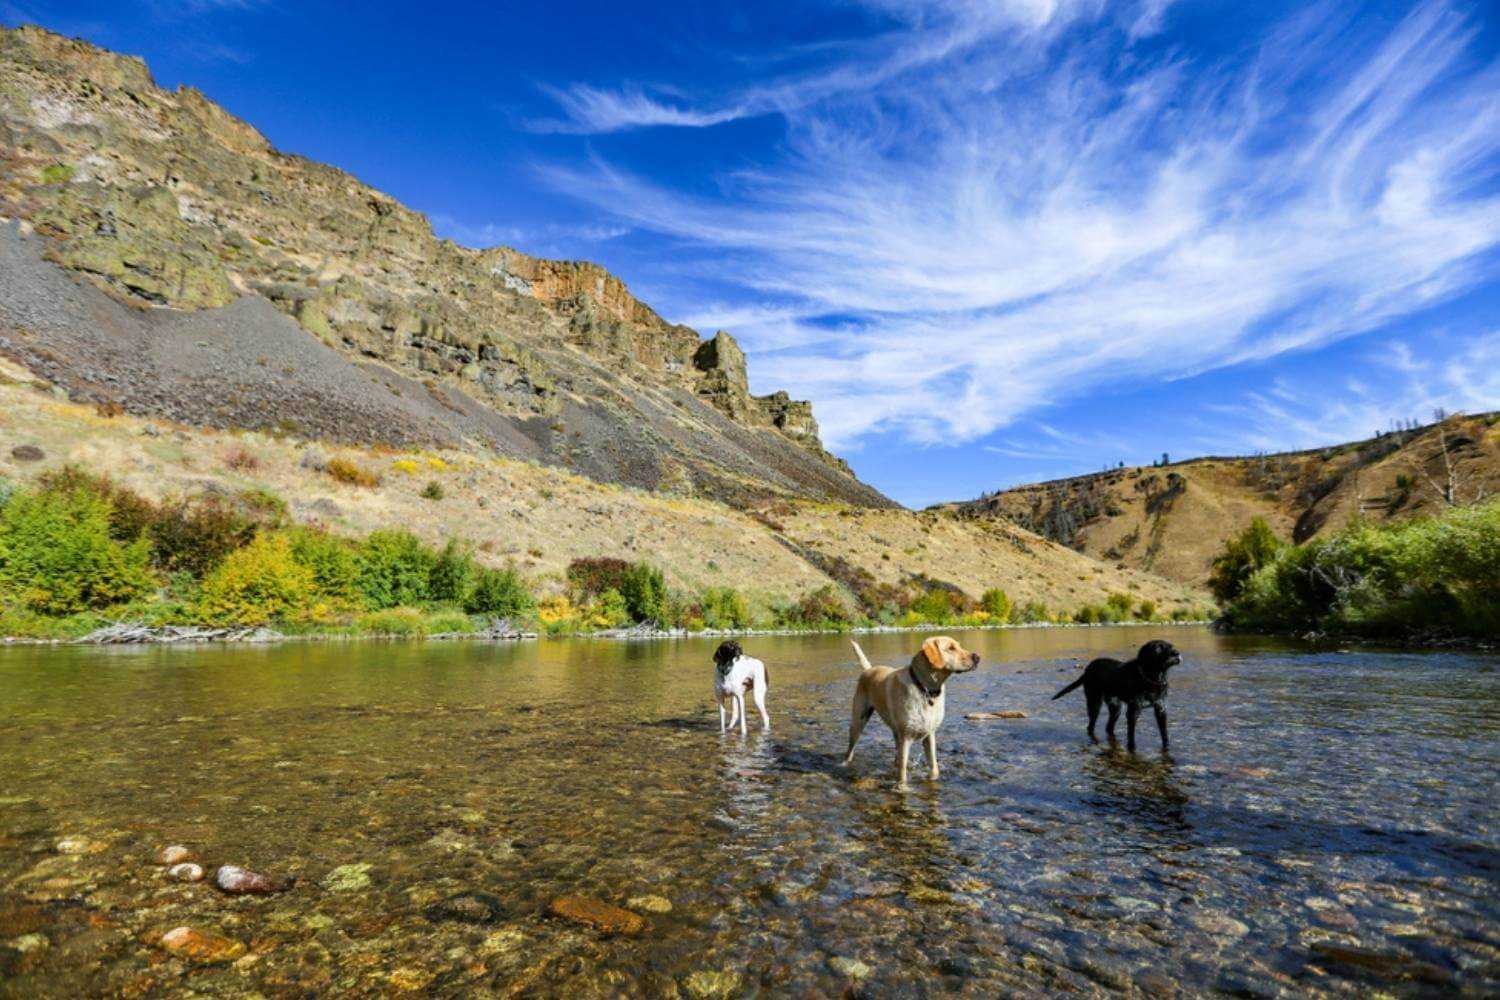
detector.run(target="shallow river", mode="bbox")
[1,626,1497,997]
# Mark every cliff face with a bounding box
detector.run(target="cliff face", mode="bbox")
[0,25,888,507]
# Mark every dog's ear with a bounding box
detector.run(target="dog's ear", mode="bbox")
[921,637,946,669]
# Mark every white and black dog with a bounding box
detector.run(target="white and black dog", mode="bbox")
[712,640,770,734]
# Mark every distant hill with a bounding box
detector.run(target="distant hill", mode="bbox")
[0,25,888,510]
[939,413,1500,588]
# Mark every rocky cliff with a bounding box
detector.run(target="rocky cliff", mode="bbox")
[0,25,887,508]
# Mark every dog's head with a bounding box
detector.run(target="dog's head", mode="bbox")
[1136,640,1182,674]
[712,640,743,673]
[915,636,981,676]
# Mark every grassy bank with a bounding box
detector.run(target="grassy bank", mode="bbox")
[1213,500,1499,641]
[0,468,1214,641]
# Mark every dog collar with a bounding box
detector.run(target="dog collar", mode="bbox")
[908,665,943,703]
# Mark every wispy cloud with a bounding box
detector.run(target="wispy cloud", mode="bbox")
[429,214,630,257]
[1197,331,1500,453]
[531,0,1175,133]
[540,0,1500,450]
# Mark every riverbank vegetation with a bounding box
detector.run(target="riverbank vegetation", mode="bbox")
[1215,499,1499,640]
[0,469,1213,640]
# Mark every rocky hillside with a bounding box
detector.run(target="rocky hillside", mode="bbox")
[0,25,887,509]
[0,377,1206,617]
[943,413,1500,588]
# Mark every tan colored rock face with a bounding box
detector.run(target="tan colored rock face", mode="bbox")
[0,25,890,508]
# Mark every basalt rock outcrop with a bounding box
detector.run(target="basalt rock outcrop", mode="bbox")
[0,25,887,507]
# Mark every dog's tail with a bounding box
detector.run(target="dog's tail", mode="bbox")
[850,640,874,671]
[1051,675,1086,700]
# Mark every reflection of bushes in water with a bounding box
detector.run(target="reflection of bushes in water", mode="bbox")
[1223,499,1500,639]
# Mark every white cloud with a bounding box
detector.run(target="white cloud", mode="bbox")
[530,0,1166,133]
[541,0,1500,450]
[430,214,630,256]
[1197,331,1500,453]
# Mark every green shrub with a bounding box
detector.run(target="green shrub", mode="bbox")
[590,588,631,629]
[1073,604,1105,624]
[357,606,428,636]
[566,556,634,599]
[780,585,853,628]
[1136,599,1158,621]
[36,466,155,542]
[40,163,74,184]
[1223,500,1500,639]
[700,586,749,629]
[425,609,476,634]
[420,480,445,501]
[285,526,361,606]
[0,486,152,613]
[1105,592,1134,620]
[620,562,667,624]
[149,495,260,576]
[465,564,534,617]
[197,533,316,625]
[428,539,476,605]
[1209,517,1283,604]
[1013,600,1049,623]
[357,530,437,609]
[980,587,1011,621]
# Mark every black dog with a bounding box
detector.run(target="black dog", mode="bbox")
[1052,640,1182,750]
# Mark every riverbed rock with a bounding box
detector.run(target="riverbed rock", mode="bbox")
[213,865,292,896]
[546,895,646,935]
[828,956,871,979]
[157,845,193,865]
[54,836,105,855]
[425,891,504,924]
[166,863,204,883]
[320,863,373,892]
[626,894,673,914]
[683,969,741,999]
[159,926,246,964]
[1186,911,1248,937]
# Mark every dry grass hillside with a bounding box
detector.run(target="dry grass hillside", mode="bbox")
[0,371,1204,619]
[943,413,1500,587]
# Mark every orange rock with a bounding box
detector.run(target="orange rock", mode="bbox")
[546,895,646,935]
[159,926,246,964]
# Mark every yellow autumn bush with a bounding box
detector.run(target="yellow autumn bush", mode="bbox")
[198,533,317,626]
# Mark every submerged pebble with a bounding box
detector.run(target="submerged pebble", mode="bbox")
[159,926,246,964]
[626,894,673,914]
[547,895,646,935]
[166,863,204,883]
[425,891,504,924]
[320,863,373,892]
[683,969,741,999]
[157,845,193,866]
[213,865,292,896]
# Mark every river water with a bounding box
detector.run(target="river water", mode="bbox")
[1,626,1496,997]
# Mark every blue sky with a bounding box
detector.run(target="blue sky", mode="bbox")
[5,0,1499,507]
